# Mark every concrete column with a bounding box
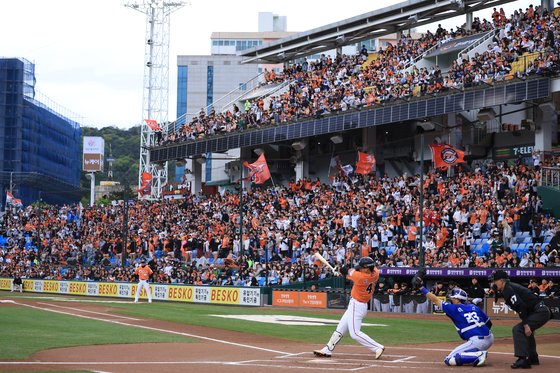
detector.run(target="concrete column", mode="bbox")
[534,103,557,152]
[465,12,473,31]
[239,147,252,190]
[447,114,463,148]
[362,127,377,152]
[541,0,554,11]
[294,146,309,181]
[191,158,202,195]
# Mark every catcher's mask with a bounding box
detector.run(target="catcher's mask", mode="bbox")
[447,288,468,303]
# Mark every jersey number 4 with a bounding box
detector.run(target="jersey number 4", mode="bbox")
[464,312,480,324]
[366,283,373,294]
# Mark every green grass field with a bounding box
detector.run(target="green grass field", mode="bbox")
[1,292,558,361]
[0,305,192,360]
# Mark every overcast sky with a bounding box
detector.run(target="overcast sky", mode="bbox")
[0,0,534,129]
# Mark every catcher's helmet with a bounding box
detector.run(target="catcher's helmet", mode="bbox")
[448,288,468,303]
[356,256,375,270]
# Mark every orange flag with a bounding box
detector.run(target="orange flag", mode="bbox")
[243,153,271,184]
[144,119,161,131]
[138,172,153,196]
[355,151,376,174]
[429,144,465,169]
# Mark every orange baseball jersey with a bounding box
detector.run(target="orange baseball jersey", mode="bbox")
[347,267,379,303]
[134,265,153,281]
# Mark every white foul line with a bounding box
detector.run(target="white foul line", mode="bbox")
[37,302,140,321]
[387,346,560,359]
[11,301,291,355]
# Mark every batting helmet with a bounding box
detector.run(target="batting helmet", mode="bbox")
[448,288,468,303]
[355,256,375,270]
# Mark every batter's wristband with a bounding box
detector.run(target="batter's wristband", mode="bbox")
[421,287,429,296]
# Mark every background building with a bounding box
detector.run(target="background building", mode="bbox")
[0,58,82,206]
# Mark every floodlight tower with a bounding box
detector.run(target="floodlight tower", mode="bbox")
[125,0,186,198]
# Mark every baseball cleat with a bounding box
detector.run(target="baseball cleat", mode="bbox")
[473,351,487,367]
[313,350,332,358]
[375,347,385,360]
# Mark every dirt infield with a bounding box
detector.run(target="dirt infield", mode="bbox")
[1,297,559,373]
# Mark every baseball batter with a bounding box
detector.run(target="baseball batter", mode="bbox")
[134,258,153,303]
[413,271,493,367]
[313,257,385,359]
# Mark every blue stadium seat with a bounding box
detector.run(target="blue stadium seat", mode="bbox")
[515,231,524,237]
[510,243,519,250]
[521,231,530,237]
[481,243,490,253]
[480,232,489,239]
[523,237,533,243]
[385,246,396,254]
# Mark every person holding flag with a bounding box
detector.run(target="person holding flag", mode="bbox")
[429,144,465,169]
[355,152,376,175]
[243,153,271,184]
[6,191,23,208]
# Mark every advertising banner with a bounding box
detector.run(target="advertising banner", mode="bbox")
[0,279,262,307]
[300,292,327,308]
[83,136,105,155]
[378,268,560,278]
[83,153,104,172]
[272,291,299,307]
[83,136,105,172]
[272,290,327,308]
[0,278,11,290]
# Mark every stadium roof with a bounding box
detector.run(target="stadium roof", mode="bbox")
[239,0,517,64]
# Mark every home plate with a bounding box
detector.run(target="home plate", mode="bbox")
[210,314,387,326]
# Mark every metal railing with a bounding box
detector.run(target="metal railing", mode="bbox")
[541,167,560,188]
[456,29,498,62]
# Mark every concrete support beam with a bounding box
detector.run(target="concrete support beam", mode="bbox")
[465,12,473,31]
[191,158,202,195]
[534,103,557,152]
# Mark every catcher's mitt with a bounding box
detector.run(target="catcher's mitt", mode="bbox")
[411,268,426,289]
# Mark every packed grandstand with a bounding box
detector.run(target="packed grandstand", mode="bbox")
[1,3,560,296]
[1,158,559,290]
[159,4,560,144]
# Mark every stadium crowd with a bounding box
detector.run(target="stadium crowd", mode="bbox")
[1,157,560,288]
[158,4,560,144]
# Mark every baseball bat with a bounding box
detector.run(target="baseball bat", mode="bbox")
[314,252,340,275]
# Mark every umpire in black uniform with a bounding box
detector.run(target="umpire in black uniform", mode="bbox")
[489,270,551,369]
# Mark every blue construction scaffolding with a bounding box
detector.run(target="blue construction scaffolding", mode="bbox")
[0,57,83,206]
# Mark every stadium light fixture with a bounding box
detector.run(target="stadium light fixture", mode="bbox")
[330,135,343,144]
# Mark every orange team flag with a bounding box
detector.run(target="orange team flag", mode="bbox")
[138,172,153,196]
[355,151,376,174]
[243,153,271,184]
[429,144,465,170]
[6,191,23,207]
[144,119,161,131]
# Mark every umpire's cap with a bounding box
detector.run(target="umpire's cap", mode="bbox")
[489,269,508,282]
[355,256,375,270]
